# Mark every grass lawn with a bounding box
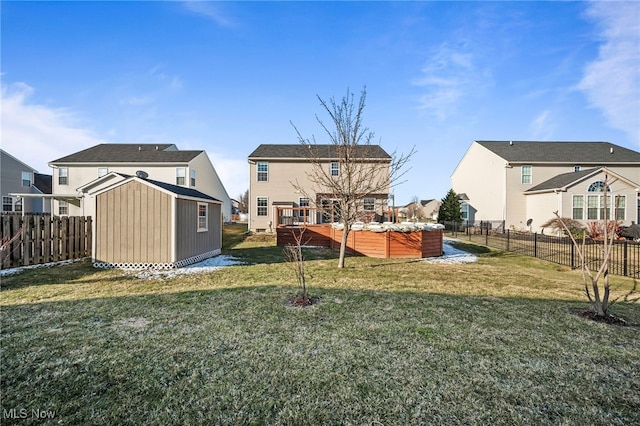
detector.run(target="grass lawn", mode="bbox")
[1,223,639,425]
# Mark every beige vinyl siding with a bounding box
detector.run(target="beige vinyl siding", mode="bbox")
[175,200,221,261]
[95,180,172,264]
[249,159,390,231]
[451,142,507,222]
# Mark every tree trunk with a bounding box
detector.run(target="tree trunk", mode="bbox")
[338,226,349,268]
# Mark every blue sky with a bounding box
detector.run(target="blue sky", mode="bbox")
[2,1,639,204]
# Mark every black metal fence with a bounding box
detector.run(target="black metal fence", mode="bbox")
[444,221,639,278]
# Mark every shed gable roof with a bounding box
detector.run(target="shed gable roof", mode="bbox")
[50,144,202,164]
[476,141,640,164]
[248,144,391,160]
[144,178,220,202]
[88,174,221,203]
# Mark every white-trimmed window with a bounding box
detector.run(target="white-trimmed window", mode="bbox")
[98,167,108,177]
[572,195,584,220]
[257,162,268,182]
[299,197,309,218]
[14,199,22,212]
[257,197,268,216]
[197,203,208,231]
[521,165,532,184]
[21,171,32,187]
[615,195,626,220]
[331,162,339,177]
[58,167,69,185]
[3,196,13,212]
[574,165,581,172]
[190,169,196,186]
[176,168,186,185]
[363,197,375,211]
[461,203,469,221]
[59,200,69,215]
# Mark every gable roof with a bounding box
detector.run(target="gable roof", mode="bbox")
[88,174,221,203]
[1,149,38,172]
[476,141,640,164]
[50,144,203,164]
[248,144,391,160]
[144,178,220,202]
[33,173,52,194]
[525,167,640,194]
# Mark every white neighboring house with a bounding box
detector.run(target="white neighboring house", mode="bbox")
[47,143,232,221]
[451,141,640,232]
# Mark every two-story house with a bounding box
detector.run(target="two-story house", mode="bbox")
[48,143,232,221]
[451,141,640,232]
[1,149,52,214]
[247,144,392,232]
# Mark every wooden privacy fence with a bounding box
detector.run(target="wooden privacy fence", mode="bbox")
[1,214,92,269]
[444,222,639,278]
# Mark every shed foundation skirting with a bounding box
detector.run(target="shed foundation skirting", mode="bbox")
[93,249,221,270]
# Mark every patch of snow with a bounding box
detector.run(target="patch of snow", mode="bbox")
[130,255,245,280]
[0,258,87,277]
[423,239,478,264]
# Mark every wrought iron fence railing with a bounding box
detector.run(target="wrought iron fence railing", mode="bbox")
[443,221,639,278]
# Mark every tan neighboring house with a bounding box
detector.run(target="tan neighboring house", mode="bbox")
[48,143,232,221]
[1,149,52,214]
[399,199,441,222]
[451,141,640,232]
[247,144,392,232]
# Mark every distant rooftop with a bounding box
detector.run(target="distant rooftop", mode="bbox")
[248,144,391,160]
[50,144,203,164]
[476,141,640,163]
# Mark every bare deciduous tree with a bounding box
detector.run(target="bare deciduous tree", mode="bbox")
[282,227,310,306]
[237,190,249,214]
[552,173,626,318]
[291,87,414,268]
[406,196,423,222]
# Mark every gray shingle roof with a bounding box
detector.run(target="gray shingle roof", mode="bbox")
[144,178,220,202]
[525,167,601,193]
[248,144,391,160]
[33,173,52,194]
[50,144,202,164]
[477,141,640,163]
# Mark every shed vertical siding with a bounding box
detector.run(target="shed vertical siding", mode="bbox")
[175,200,221,261]
[95,181,172,265]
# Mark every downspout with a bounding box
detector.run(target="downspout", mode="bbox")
[503,162,510,228]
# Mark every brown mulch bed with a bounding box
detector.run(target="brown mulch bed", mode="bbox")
[574,309,629,326]
[286,295,320,307]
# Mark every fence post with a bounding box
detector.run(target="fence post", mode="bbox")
[534,232,538,258]
[623,240,628,277]
[485,224,488,246]
[570,241,575,269]
[506,229,510,251]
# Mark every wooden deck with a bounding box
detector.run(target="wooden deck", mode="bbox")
[276,224,443,259]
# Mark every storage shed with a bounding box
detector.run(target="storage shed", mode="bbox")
[90,176,222,269]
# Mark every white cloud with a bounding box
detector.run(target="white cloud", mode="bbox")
[207,152,247,200]
[412,43,486,120]
[529,110,556,141]
[578,1,640,144]
[182,1,235,27]
[1,82,105,173]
